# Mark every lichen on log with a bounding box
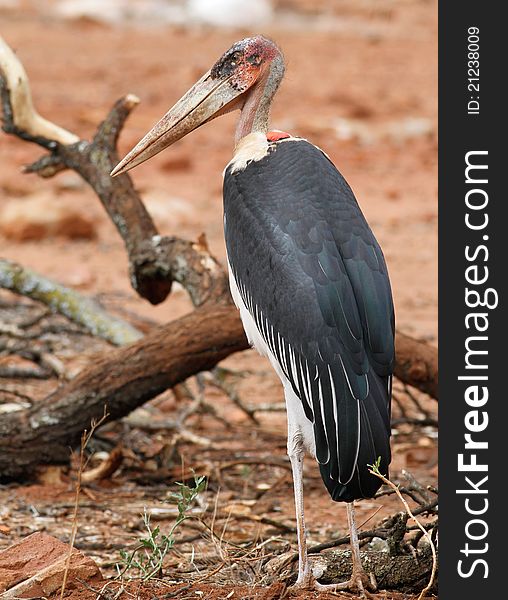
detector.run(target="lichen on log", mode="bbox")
[0,259,142,346]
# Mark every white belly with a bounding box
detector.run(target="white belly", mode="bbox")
[227,261,316,458]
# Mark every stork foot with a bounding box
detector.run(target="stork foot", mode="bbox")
[315,567,377,598]
[291,563,314,589]
[290,568,376,598]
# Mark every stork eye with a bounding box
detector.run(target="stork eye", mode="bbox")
[229,51,241,67]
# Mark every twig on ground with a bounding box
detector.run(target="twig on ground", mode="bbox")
[218,457,292,473]
[250,402,286,413]
[0,259,143,346]
[402,469,432,504]
[206,367,260,425]
[0,365,51,379]
[81,445,124,484]
[391,416,438,428]
[369,461,437,600]
[0,386,33,403]
[0,334,68,379]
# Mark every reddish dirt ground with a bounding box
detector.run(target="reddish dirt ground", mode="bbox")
[0,1,437,598]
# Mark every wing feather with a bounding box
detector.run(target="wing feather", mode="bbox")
[224,139,394,500]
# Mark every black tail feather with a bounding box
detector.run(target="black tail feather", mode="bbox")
[319,369,391,502]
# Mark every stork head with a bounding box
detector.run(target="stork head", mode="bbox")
[111,35,284,177]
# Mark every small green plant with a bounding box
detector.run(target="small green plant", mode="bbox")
[368,456,383,476]
[118,473,207,581]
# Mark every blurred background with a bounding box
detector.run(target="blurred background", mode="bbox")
[0,0,437,341]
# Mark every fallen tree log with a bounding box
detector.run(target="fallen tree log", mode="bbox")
[0,302,246,479]
[311,547,436,593]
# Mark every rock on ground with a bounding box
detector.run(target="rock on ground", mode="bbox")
[0,531,102,598]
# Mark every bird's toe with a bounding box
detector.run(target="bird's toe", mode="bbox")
[314,569,377,598]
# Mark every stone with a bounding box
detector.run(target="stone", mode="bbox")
[0,532,102,598]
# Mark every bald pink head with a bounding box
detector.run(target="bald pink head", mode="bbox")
[111,36,285,177]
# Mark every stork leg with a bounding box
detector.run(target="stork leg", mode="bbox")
[315,501,376,598]
[288,437,313,587]
[288,454,375,595]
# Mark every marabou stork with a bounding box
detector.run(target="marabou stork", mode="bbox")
[112,36,394,595]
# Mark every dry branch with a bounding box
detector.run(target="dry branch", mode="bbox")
[80,445,123,483]
[0,258,142,345]
[0,303,247,478]
[0,36,78,145]
[0,35,437,479]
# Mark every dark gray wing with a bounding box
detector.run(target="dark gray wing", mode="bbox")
[224,139,394,501]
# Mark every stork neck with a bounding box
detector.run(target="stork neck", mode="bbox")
[235,54,285,146]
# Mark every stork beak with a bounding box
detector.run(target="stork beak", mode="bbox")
[110,70,242,177]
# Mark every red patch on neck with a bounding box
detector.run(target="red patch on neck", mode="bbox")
[267,130,291,142]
